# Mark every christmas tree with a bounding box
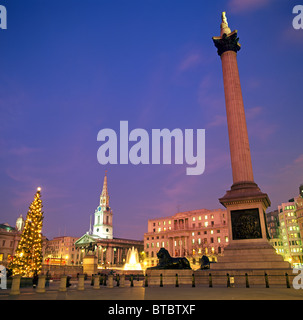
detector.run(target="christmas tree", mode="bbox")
[11,187,44,277]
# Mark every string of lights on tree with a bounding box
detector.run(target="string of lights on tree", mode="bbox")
[10,187,44,277]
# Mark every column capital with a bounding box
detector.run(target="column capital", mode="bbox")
[213,30,241,57]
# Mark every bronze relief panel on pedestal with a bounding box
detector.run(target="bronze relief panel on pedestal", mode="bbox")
[231,208,262,240]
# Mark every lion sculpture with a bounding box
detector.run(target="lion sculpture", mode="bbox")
[147,248,191,270]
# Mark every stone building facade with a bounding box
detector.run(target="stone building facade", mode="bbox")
[278,199,303,266]
[44,236,81,266]
[144,208,229,269]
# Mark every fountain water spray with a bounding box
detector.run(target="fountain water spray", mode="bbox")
[123,247,142,270]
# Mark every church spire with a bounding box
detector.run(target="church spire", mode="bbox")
[100,170,109,208]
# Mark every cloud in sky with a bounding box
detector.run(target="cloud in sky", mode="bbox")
[260,153,303,209]
[8,146,41,156]
[178,52,202,72]
[207,114,227,128]
[228,0,273,13]
[246,106,277,141]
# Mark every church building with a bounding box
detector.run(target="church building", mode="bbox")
[75,172,143,268]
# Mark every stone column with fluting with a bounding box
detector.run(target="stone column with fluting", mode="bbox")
[213,12,270,207]
[209,13,291,273]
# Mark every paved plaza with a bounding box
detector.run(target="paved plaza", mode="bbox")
[1,280,303,300]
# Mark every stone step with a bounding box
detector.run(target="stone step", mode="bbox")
[217,253,285,262]
[210,260,291,270]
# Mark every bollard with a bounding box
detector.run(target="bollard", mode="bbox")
[209,273,213,288]
[227,273,230,288]
[36,275,46,293]
[144,274,148,287]
[10,274,21,295]
[160,273,163,287]
[130,274,134,287]
[264,273,269,288]
[285,273,290,289]
[77,274,85,290]
[175,273,179,287]
[120,274,125,288]
[245,273,250,288]
[108,274,114,288]
[59,275,67,292]
[192,273,195,288]
[93,274,100,290]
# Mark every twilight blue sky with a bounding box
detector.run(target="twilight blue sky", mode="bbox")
[0,0,303,240]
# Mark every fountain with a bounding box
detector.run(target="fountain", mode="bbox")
[123,247,142,271]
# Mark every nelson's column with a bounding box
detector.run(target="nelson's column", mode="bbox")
[210,13,290,271]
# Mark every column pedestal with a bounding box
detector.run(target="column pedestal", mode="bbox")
[83,254,98,275]
[213,182,291,271]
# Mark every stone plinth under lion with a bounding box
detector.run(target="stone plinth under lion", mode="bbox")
[145,248,192,286]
